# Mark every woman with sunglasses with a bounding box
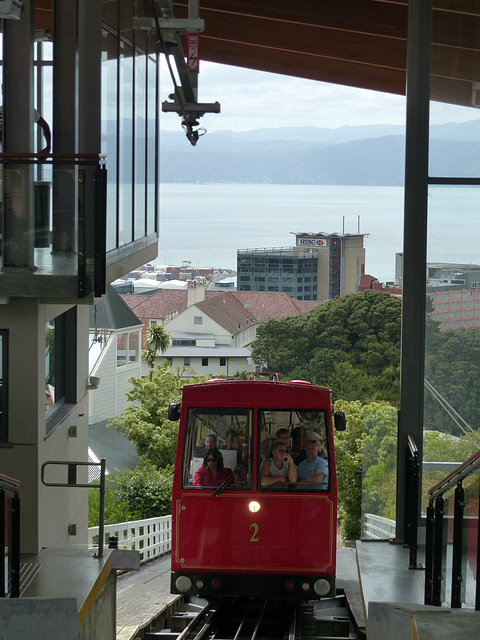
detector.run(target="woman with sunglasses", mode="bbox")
[260,440,297,487]
[193,448,232,487]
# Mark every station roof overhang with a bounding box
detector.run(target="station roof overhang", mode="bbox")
[32,0,480,109]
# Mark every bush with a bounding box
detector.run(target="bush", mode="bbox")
[89,462,174,526]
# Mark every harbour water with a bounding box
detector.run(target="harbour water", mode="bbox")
[158,183,480,284]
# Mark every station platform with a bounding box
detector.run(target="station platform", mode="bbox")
[0,547,139,640]
[356,540,480,640]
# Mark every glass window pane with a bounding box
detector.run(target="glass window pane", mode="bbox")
[0,330,8,441]
[117,333,127,366]
[119,41,133,246]
[102,29,118,252]
[182,408,252,489]
[147,53,157,235]
[258,409,329,492]
[135,46,146,240]
[429,5,480,178]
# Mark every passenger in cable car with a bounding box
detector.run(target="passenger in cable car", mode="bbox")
[296,433,328,489]
[227,433,243,464]
[259,431,275,461]
[260,440,297,487]
[195,433,218,457]
[193,448,232,487]
[222,428,239,449]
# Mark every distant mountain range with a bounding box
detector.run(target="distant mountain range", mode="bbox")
[158,120,480,186]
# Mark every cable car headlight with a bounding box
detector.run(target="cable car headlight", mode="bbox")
[313,578,331,596]
[175,575,192,593]
[249,501,261,513]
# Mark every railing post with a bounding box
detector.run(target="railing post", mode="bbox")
[97,458,106,559]
[0,488,5,597]
[432,495,445,606]
[451,482,464,608]
[476,481,480,611]
[10,492,20,598]
[424,500,435,605]
[404,434,420,568]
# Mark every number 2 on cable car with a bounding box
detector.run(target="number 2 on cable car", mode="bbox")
[249,522,260,542]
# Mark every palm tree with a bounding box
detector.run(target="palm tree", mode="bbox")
[143,325,171,378]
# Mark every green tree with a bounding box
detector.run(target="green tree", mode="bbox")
[425,326,480,435]
[252,290,402,404]
[143,324,171,378]
[334,400,398,539]
[108,363,198,468]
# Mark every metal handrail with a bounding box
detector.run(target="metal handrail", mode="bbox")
[404,432,420,568]
[0,474,21,597]
[0,472,21,491]
[428,447,480,501]
[407,432,419,458]
[425,446,480,609]
[41,459,106,557]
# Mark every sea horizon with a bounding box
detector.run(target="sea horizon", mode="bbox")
[157,183,480,285]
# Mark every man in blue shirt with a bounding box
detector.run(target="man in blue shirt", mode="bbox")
[296,432,328,489]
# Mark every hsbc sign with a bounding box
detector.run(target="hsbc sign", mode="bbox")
[297,238,327,247]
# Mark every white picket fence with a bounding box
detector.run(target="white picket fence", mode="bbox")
[88,515,172,562]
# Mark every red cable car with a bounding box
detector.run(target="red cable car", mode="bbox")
[169,379,346,600]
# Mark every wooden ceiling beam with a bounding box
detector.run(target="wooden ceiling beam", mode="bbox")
[173,0,408,40]
[193,13,407,72]
[30,1,480,108]
[199,38,407,96]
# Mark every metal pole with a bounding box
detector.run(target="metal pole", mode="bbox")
[475,482,480,610]
[0,488,4,597]
[451,483,464,608]
[396,0,432,542]
[97,458,106,558]
[10,492,20,598]
[424,500,435,604]
[432,496,444,606]
[408,454,419,569]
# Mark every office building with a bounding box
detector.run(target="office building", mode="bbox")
[237,232,366,300]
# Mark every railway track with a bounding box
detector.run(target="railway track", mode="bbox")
[135,591,364,640]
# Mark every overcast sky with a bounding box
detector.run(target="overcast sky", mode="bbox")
[159,60,477,134]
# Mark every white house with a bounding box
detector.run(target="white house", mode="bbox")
[89,286,143,426]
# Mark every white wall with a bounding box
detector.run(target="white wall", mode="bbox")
[0,299,90,552]
[89,329,142,421]
[165,307,231,343]
[169,355,250,378]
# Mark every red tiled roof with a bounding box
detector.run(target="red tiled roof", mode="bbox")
[231,291,322,322]
[195,292,256,334]
[120,289,189,320]
[120,289,323,334]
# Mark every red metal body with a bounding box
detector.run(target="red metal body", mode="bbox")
[171,379,338,600]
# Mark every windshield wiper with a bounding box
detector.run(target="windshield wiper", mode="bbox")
[212,465,240,497]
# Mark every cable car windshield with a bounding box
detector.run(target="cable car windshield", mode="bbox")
[258,409,330,492]
[182,407,253,489]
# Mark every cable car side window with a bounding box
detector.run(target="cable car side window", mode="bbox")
[182,407,253,489]
[258,408,330,492]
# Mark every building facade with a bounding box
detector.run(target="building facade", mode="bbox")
[237,232,366,301]
[0,1,160,556]
[427,267,480,330]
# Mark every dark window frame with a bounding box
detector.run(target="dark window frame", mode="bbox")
[0,330,9,443]
[45,308,77,436]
